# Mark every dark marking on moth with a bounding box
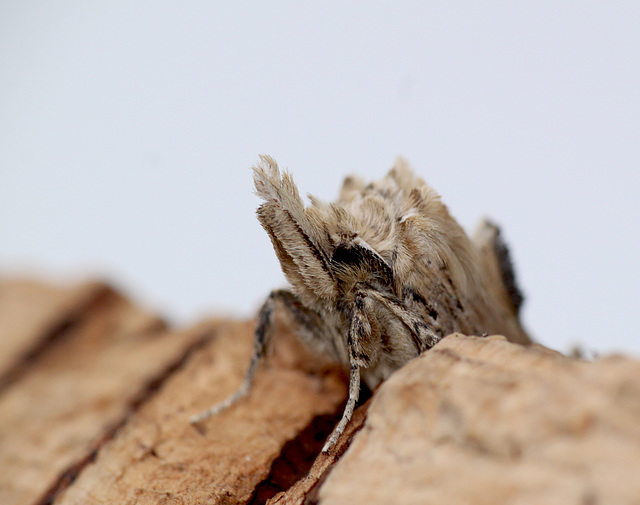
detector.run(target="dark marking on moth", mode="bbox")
[282,208,335,281]
[403,287,439,321]
[489,222,525,314]
[331,243,394,287]
[439,269,465,314]
[379,327,392,354]
[352,318,365,335]
[278,290,316,330]
[390,247,399,263]
[409,323,431,353]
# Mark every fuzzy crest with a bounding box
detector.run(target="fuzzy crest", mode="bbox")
[192,157,529,454]
[253,156,480,311]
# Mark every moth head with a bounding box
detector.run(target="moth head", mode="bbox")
[253,157,394,307]
[330,236,393,292]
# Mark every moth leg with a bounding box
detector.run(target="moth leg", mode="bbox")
[190,289,329,424]
[322,363,360,453]
[275,289,342,361]
[367,289,440,352]
[322,291,375,453]
[190,289,278,424]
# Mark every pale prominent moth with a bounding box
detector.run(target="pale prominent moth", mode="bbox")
[192,157,530,452]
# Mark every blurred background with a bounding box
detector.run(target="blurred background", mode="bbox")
[1,2,638,355]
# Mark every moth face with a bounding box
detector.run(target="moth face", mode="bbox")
[330,241,394,294]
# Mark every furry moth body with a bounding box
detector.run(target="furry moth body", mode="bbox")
[192,157,530,452]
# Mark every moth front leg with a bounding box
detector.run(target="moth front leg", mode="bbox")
[190,290,277,424]
[368,289,440,353]
[322,291,377,452]
[190,289,329,424]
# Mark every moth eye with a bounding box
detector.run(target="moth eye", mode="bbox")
[331,244,364,267]
[331,244,393,286]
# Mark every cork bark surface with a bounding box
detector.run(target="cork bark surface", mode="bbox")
[1,278,639,505]
[317,335,640,505]
[0,279,107,389]
[0,280,214,505]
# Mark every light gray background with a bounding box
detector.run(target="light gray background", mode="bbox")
[2,2,638,355]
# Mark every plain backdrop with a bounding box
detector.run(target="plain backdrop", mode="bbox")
[1,2,639,356]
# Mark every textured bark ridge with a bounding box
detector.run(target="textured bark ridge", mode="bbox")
[1,279,639,505]
[317,335,640,505]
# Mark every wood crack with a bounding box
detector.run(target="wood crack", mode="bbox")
[35,326,219,505]
[0,283,112,393]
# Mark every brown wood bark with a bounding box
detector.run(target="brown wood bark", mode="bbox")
[0,279,108,390]
[1,278,639,505]
[317,335,640,505]
[0,280,213,505]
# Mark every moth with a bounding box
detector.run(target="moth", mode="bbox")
[192,156,530,452]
